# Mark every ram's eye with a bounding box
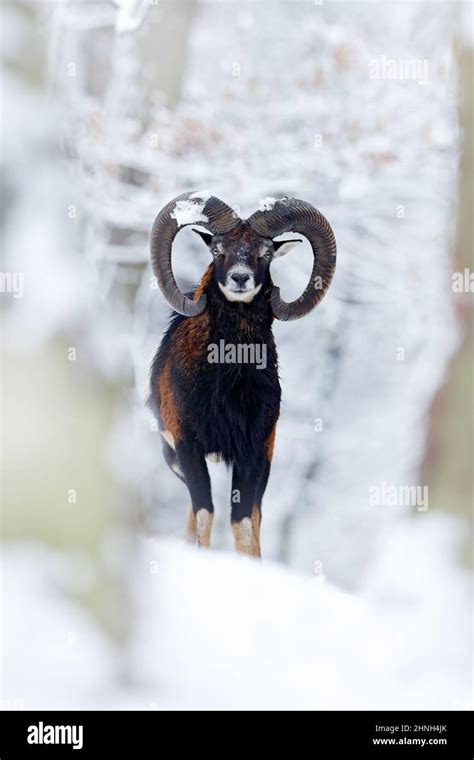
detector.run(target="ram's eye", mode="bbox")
[260,249,272,260]
[211,247,223,257]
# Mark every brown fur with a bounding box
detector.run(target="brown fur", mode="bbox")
[172,312,210,372]
[158,358,180,439]
[251,505,261,557]
[155,268,213,434]
[169,268,212,375]
[266,421,277,462]
[185,509,196,543]
[193,264,213,300]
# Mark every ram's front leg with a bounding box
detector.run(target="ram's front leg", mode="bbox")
[175,438,214,548]
[231,455,268,558]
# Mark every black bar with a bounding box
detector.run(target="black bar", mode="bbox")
[0,711,471,757]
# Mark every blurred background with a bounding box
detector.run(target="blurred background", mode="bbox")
[1,0,472,710]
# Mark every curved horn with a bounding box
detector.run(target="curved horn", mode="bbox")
[247,198,336,321]
[150,191,239,316]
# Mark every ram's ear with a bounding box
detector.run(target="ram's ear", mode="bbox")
[192,228,213,249]
[272,238,302,258]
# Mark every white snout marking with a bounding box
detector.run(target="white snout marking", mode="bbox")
[219,282,262,302]
[219,265,261,303]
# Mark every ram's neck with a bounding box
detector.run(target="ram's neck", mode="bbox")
[156,268,277,385]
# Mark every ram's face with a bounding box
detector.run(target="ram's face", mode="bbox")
[194,225,300,303]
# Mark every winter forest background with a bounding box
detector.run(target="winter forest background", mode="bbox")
[1,0,473,709]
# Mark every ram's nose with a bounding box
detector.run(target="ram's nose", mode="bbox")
[230,273,250,288]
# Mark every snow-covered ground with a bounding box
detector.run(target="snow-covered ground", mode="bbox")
[2,513,471,711]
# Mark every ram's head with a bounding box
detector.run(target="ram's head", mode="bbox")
[150,191,336,321]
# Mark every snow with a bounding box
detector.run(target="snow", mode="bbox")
[2,516,471,710]
[190,189,212,202]
[170,199,209,227]
[100,521,474,710]
[258,197,277,212]
[114,0,150,35]
[1,546,118,710]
